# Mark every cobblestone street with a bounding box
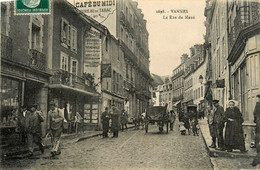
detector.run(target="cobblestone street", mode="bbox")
[1,122,213,169]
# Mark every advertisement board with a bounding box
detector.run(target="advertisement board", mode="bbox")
[69,0,117,36]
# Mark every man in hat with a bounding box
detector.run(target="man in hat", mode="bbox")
[110,104,120,138]
[101,107,110,138]
[26,104,45,156]
[252,94,260,166]
[212,100,225,151]
[48,101,64,156]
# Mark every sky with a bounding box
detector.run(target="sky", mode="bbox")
[136,0,206,76]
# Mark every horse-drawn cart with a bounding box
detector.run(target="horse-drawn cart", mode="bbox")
[144,105,169,133]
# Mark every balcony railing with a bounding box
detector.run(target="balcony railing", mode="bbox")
[172,94,184,102]
[1,34,13,59]
[228,4,260,52]
[28,49,46,71]
[51,69,96,92]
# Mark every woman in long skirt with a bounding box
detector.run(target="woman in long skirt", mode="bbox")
[224,100,246,152]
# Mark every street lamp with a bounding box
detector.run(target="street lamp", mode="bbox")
[199,75,203,84]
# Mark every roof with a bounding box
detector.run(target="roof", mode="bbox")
[151,73,164,87]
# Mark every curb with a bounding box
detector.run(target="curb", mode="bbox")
[198,124,215,169]
[199,122,256,159]
[76,124,137,142]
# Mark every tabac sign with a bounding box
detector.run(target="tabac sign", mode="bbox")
[70,0,117,36]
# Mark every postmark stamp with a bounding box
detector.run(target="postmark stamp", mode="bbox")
[15,0,50,15]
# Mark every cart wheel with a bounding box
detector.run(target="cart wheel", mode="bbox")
[145,121,148,133]
[166,121,169,133]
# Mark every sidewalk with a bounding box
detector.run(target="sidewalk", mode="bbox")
[199,119,256,158]
[199,119,260,169]
[1,124,136,159]
[1,130,102,159]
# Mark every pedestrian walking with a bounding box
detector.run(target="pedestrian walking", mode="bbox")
[101,107,110,138]
[26,104,45,156]
[120,109,128,131]
[224,100,246,152]
[169,110,176,131]
[182,114,190,135]
[252,94,260,166]
[110,104,120,138]
[212,100,225,151]
[206,105,217,148]
[191,117,199,136]
[48,101,64,156]
[18,104,29,144]
[74,112,83,134]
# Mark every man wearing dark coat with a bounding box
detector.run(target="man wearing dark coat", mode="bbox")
[110,104,120,138]
[252,94,260,166]
[224,100,246,152]
[26,104,45,156]
[18,105,29,144]
[212,100,225,150]
[101,107,110,138]
[206,105,217,148]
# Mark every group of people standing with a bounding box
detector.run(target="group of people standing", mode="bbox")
[18,101,64,157]
[206,99,246,152]
[101,104,128,138]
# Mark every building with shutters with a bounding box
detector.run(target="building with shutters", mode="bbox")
[69,0,152,120]
[171,54,189,112]
[226,1,260,143]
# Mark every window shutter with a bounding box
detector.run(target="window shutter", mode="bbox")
[67,25,71,46]
[74,28,77,51]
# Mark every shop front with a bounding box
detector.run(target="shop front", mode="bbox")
[1,60,50,143]
[49,84,100,132]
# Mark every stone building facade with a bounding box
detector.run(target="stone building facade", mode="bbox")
[171,54,189,112]
[227,1,260,143]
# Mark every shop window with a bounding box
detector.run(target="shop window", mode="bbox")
[0,78,20,126]
[60,52,69,71]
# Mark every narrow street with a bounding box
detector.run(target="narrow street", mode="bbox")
[1,122,213,169]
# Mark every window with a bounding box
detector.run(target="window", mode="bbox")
[1,3,7,35]
[105,37,109,52]
[71,26,77,52]
[70,58,78,75]
[126,64,129,79]
[61,18,70,45]
[125,33,128,45]
[31,23,41,50]
[60,52,69,71]
[121,27,124,40]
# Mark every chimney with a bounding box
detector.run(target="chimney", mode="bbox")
[181,53,189,64]
[190,47,195,57]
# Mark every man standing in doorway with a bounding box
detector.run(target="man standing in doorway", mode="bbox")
[212,100,225,151]
[252,94,260,166]
[101,107,110,138]
[48,101,64,156]
[18,105,29,144]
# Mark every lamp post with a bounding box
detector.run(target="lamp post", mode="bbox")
[199,75,203,84]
